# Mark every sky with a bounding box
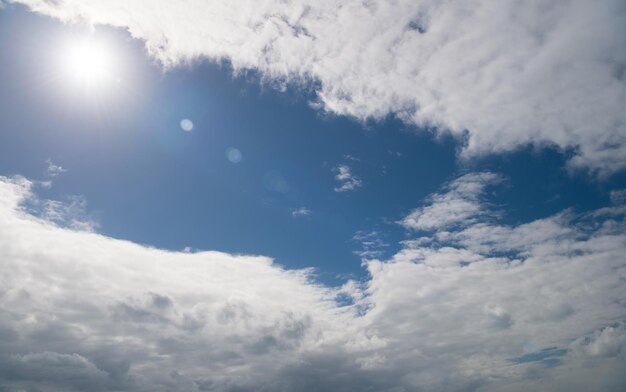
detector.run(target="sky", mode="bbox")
[0,1,625,391]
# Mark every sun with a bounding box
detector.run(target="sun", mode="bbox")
[61,37,116,88]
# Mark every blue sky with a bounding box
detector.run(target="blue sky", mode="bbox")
[1,5,623,280]
[0,6,460,278]
[1,2,626,391]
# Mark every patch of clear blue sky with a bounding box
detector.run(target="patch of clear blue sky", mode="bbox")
[510,347,568,368]
[1,4,624,285]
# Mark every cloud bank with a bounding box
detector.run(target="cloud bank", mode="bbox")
[1,175,626,391]
[12,0,626,174]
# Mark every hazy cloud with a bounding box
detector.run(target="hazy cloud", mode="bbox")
[21,189,99,232]
[611,189,626,205]
[352,230,389,259]
[342,154,361,162]
[291,207,312,217]
[45,159,67,178]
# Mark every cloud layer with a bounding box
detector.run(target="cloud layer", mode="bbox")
[1,175,626,391]
[12,0,626,173]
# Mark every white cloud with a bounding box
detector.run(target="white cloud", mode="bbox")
[291,206,312,217]
[13,0,626,173]
[19,182,99,232]
[45,158,67,178]
[359,172,626,389]
[352,230,389,259]
[1,175,626,391]
[400,172,502,231]
[41,197,98,231]
[0,176,355,391]
[572,323,626,359]
[333,164,362,192]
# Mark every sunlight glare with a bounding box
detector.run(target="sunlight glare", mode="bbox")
[61,38,115,88]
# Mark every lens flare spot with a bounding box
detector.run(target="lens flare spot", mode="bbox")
[180,119,194,132]
[226,148,242,163]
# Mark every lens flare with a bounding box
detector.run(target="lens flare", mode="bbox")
[226,147,242,163]
[180,119,194,132]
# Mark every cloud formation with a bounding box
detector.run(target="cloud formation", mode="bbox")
[0,176,352,392]
[352,230,389,259]
[291,206,312,217]
[12,0,626,173]
[400,172,502,231]
[333,164,362,192]
[45,159,67,178]
[1,175,626,391]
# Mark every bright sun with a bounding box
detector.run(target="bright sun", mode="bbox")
[61,38,116,88]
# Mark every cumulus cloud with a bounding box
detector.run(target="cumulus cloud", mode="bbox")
[12,0,626,173]
[1,174,626,391]
[333,164,362,192]
[0,176,354,392]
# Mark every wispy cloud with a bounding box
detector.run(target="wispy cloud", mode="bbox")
[342,154,361,162]
[611,189,626,205]
[45,158,67,178]
[14,0,626,173]
[1,175,626,390]
[291,207,312,217]
[333,164,362,192]
[352,230,389,259]
[400,172,502,231]
[20,184,99,232]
